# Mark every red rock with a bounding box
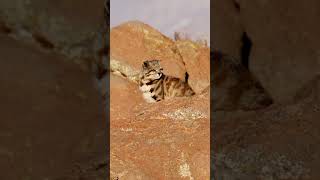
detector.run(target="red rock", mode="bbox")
[110,20,210,179]
[110,75,210,179]
[110,21,187,81]
[176,40,210,94]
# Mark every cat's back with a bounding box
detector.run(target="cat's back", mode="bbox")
[163,75,195,98]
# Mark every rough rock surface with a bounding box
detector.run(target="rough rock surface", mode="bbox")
[212,50,273,111]
[0,0,106,71]
[176,40,210,94]
[212,0,243,59]
[110,74,210,179]
[213,80,320,179]
[213,1,320,178]
[213,0,320,104]
[240,0,320,104]
[110,22,210,179]
[110,21,187,82]
[212,47,320,179]
[0,34,106,179]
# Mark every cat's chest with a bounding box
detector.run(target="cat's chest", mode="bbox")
[139,83,153,102]
[139,83,152,92]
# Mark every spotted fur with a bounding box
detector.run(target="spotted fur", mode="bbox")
[139,60,195,103]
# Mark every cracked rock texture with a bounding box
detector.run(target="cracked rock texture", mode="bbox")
[110,22,210,179]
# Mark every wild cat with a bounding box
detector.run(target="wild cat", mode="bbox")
[139,60,195,103]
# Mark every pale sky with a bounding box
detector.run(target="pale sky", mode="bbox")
[110,0,210,42]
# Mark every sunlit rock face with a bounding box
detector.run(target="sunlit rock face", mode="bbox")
[110,21,210,179]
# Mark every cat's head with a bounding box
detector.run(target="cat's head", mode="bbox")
[140,59,163,80]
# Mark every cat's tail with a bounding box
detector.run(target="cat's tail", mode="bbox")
[184,72,196,96]
[185,72,189,83]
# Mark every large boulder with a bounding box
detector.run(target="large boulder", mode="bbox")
[0,34,106,179]
[110,74,145,118]
[110,28,210,178]
[212,0,243,59]
[238,0,320,103]
[110,76,210,179]
[0,0,105,70]
[213,80,320,179]
[176,40,210,94]
[110,21,187,82]
[212,50,273,111]
[109,20,210,179]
